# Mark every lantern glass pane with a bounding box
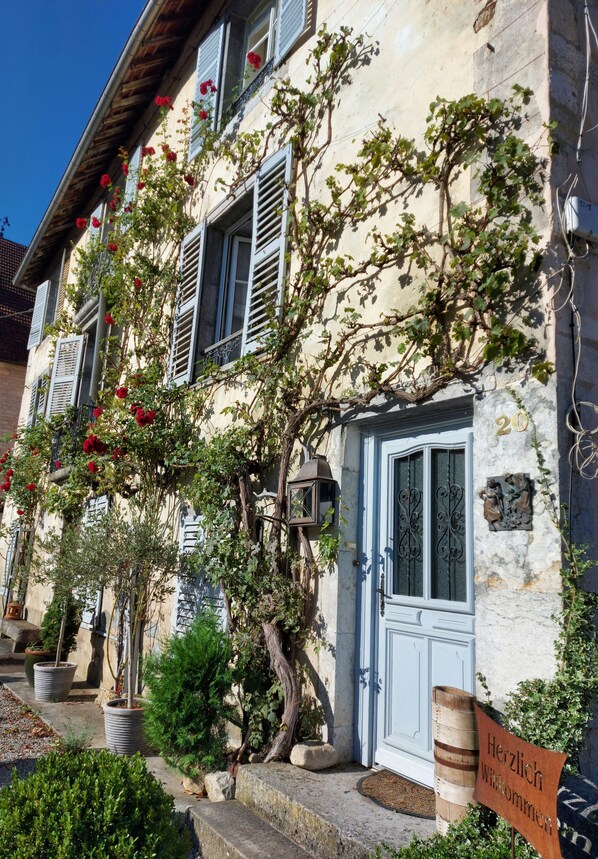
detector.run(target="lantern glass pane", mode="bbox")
[290,484,314,521]
[318,481,335,523]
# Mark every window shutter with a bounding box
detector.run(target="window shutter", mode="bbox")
[172,507,225,635]
[80,494,110,629]
[242,146,292,354]
[1,522,20,605]
[57,251,70,317]
[27,280,51,349]
[46,336,85,417]
[26,378,40,428]
[275,0,308,64]
[189,23,224,159]
[89,203,104,239]
[124,145,142,206]
[170,224,205,385]
[26,372,47,427]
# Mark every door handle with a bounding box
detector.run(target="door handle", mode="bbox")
[376,572,385,617]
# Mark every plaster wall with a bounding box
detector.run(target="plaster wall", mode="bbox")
[14,0,594,772]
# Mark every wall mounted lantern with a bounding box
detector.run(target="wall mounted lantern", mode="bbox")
[287,456,336,527]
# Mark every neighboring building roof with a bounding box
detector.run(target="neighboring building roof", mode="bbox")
[0,237,31,365]
[16,0,210,291]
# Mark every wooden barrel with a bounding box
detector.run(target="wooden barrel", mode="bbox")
[432,686,479,835]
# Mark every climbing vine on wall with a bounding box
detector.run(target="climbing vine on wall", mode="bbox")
[3,27,550,761]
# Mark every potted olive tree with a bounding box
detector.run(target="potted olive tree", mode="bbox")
[31,524,106,701]
[86,502,180,754]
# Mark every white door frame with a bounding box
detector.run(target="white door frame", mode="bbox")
[354,412,475,777]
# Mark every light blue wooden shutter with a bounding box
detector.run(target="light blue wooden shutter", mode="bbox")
[27,280,51,349]
[89,202,104,239]
[124,145,142,207]
[80,494,110,630]
[1,522,20,610]
[46,336,85,416]
[26,371,48,427]
[170,224,205,385]
[172,508,225,635]
[189,23,224,159]
[242,146,292,354]
[275,0,308,64]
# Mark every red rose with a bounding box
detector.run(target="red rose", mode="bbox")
[1,482,10,492]
[109,200,117,211]
[124,205,132,213]
[93,406,104,418]
[112,447,123,460]
[145,409,156,424]
[100,174,111,188]
[17,509,24,516]
[137,182,145,190]
[161,144,170,152]
[76,217,87,229]
[122,163,129,176]
[5,469,13,477]
[199,79,215,96]
[184,174,196,186]
[25,482,36,491]
[155,95,173,109]
[107,242,118,253]
[55,461,62,469]
[104,313,115,325]
[134,277,142,289]
[247,51,263,70]
[0,455,5,464]
[116,386,129,399]
[87,461,99,474]
[165,151,177,162]
[11,434,18,440]
[82,434,107,455]
[91,216,102,229]
[142,146,155,157]
[198,110,208,121]
[129,402,140,413]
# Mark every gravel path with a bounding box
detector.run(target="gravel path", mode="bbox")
[0,684,58,787]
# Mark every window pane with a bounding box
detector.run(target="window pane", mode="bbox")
[393,451,424,597]
[230,239,251,333]
[431,448,466,601]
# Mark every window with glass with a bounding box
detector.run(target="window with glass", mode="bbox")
[392,445,468,603]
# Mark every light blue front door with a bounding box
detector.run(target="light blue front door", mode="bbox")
[362,425,475,787]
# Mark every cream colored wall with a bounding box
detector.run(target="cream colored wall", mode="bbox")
[13,1,580,750]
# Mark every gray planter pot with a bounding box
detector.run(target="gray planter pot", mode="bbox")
[33,661,77,702]
[103,698,149,755]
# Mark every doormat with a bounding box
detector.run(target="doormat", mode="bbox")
[357,770,435,818]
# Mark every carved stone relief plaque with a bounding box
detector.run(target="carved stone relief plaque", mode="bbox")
[479,473,533,531]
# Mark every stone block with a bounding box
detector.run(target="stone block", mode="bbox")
[0,619,41,652]
[205,770,235,802]
[290,741,338,771]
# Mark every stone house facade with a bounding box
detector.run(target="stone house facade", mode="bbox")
[3,0,598,786]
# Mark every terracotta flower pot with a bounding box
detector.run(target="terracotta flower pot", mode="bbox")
[103,698,149,755]
[4,602,23,620]
[33,661,77,702]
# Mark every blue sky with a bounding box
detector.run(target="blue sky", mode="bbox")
[0,1,147,248]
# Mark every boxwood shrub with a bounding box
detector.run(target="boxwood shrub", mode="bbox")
[0,749,189,858]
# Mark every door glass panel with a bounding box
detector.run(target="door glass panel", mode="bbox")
[393,451,424,597]
[431,448,466,601]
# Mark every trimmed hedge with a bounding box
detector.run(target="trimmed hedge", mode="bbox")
[0,750,189,858]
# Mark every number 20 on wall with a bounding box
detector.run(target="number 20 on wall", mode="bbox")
[496,411,529,436]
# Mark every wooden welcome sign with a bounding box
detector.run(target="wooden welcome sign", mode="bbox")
[474,703,567,859]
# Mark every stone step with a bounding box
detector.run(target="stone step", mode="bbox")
[187,799,314,859]
[0,619,41,652]
[235,763,435,859]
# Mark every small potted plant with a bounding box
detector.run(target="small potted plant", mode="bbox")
[31,523,104,702]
